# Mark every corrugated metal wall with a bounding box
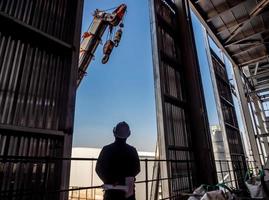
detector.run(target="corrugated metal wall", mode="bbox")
[150,0,217,198]
[211,50,247,188]
[0,130,63,199]
[154,0,196,194]
[0,0,76,42]
[0,0,83,199]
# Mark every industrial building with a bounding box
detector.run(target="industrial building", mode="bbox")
[0,0,269,199]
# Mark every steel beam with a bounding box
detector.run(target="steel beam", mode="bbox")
[255,83,269,91]
[225,0,269,44]
[255,87,269,94]
[233,67,262,167]
[239,55,269,67]
[0,124,65,136]
[195,0,204,3]
[149,0,169,198]
[60,1,84,200]
[254,62,260,75]
[225,29,269,48]
[262,98,269,102]
[189,1,238,68]
[232,43,264,57]
[0,11,72,51]
[249,71,269,80]
[255,78,269,86]
[217,16,250,35]
[234,40,263,46]
[255,84,269,93]
[256,133,269,138]
[252,96,269,157]
[259,63,269,69]
[203,28,232,162]
[218,10,269,36]
[260,93,269,99]
[250,0,269,17]
[216,11,269,35]
[206,1,246,22]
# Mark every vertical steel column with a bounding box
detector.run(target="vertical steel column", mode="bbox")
[149,159,160,200]
[202,28,238,187]
[149,0,170,197]
[145,159,149,200]
[249,95,266,164]
[233,66,262,168]
[174,0,217,185]
[202,28,232,162]
[60,0,84,199]
[252,96,269,160]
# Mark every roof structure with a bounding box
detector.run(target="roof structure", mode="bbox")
[190,0,269,97]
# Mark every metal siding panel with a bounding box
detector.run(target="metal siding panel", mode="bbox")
[211,50,247,188]
[152,0,216,195]
[0,0,83,198]
[150,0,216,197]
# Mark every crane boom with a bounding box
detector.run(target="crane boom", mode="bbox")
[77,4,127,86]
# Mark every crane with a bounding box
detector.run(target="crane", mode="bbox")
[77,4,127,86]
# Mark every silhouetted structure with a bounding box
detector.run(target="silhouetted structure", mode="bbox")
[149,0,217,197]
[0,0,83,199]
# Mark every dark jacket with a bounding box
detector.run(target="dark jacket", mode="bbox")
[96,139,140,185]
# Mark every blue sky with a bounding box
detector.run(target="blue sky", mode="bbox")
[73,0,246,153]
[73,0,157,152]
[191,12,220,126]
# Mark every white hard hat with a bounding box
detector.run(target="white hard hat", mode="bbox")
[113,121,131,139]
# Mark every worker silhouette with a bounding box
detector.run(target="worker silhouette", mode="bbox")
[96,121,140,200]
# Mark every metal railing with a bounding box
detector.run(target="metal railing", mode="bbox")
[215,159,258,190]
[0,156,187,200]
[0,156,258,200]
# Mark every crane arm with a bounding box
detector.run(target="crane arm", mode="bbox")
[77,4,127,87]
